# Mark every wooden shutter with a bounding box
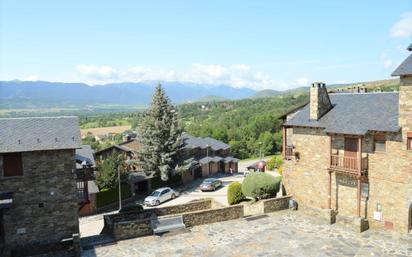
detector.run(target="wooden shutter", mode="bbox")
[3,153,23,177]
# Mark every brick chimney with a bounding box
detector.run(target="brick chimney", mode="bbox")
[392,43,412,146]
[310,82,333,120]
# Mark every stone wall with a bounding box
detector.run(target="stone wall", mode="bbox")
[182,205,244,227]
[263,195,292,213]
[111,218,152,241]
[0,149,79,249]
[283,124,412,234]
[310,83,332,120]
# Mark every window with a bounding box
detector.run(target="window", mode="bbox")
[3,153,23,177]
[374,134,386,152]
[407,132,412,150]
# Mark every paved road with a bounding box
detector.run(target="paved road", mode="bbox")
[82,210,412,257]
[79,157,274,237]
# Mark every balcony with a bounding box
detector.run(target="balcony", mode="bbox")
[330,154,368,176]
[285,146,294,160]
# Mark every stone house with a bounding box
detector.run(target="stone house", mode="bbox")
[0,116,81,254]
[181,133,239,184]
[282,44,412,234]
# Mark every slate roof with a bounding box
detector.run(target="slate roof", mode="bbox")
[392,53,412,76]
[94,144,133,155]
[75,145,96,169]
[284,92,400,135]
[0,116,81,153]
[197,156,223,164]
[182,133,230,151]
[222,156,239,163]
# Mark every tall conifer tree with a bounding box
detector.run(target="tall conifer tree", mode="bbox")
[137,84,190,181]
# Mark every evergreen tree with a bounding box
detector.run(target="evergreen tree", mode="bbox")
[137,84,191,181]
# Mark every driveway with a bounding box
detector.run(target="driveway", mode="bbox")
[82,210,412,257]
[79,157,276,237]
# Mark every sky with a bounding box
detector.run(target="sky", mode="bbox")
[0,1,411,90]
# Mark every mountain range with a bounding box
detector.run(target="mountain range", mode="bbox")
[0,78,400,111]
[0,80,256,109]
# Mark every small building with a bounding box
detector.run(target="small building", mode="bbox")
[0,117,81,254]
[282,44,412,234]
[181,134,239,184]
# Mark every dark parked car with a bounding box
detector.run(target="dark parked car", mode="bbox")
[119,204,144,213]
[200,178,223,191]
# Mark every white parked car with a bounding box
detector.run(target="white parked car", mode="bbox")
[144,187,178,206]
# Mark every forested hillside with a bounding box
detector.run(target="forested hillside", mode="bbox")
[178,93,309,159]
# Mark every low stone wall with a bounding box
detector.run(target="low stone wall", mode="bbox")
[263,195,292,213]
[183,205,244,227]
[111,218,152,241]
[103,199,212,239]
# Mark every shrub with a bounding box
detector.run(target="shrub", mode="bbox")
[96,184,132,208]
[266,155,283,171]
[227,182,245,205]
[277,166,283,176]
[241,173,282,200]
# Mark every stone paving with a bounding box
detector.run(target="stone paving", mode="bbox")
[82,210,412,257]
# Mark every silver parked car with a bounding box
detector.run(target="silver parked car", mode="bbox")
[144,187,178,206]
[200,178,223,191]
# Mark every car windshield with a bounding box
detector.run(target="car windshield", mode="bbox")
[150,191,161,197]
[203,179,214,184]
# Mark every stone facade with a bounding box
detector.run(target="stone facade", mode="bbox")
[0,149,79,249]
[283,80,412,234]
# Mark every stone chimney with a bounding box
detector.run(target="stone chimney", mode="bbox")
[310,82,333,120]
[392,43,412,145]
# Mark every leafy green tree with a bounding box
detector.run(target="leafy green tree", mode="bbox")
[96,153,124,189]
[136,84,190,181]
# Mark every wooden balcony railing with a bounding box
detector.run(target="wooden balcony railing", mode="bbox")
[285,146,294,159]
[330,154,368,175]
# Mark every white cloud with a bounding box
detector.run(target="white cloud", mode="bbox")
[296,77,309,86]
[380,52,393,69]
[20,75,39,81]
[76,63,291,90]
[390,12,412,38]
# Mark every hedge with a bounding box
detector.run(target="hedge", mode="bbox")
[242,173,282,200]
[96,183,132,208]
[227,182,245,205]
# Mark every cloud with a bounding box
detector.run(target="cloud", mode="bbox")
[390,12,412,38]
[296,77,309,86]
[76,63,291,90]
[20,75,39,81]
[380,53,393,69]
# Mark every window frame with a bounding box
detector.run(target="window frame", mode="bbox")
[373,134,386,153]
[2,152,23,178]
[407,132,412,150]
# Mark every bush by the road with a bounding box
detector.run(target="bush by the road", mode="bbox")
[241,173,281,200]
[227,182,245,205]
[266,155,283,171]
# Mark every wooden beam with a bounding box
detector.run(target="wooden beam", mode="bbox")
[357,136,362,217]
[328,135,332,209]
[282,126,287,159]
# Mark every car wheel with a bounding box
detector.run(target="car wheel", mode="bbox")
[171,194,176,199]
[156,200,160,206]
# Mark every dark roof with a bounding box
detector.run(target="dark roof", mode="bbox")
[75,145,96,168]
[197,156,223,164]
[0,116,81,153]
[223,156,239,163]
[95,144,133,155]
[284,92,400,135]
[182,133,230,151]
[392,53,412,76]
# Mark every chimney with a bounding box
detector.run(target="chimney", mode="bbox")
[391,43,412,146]
[310,82,333,120]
